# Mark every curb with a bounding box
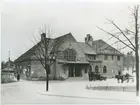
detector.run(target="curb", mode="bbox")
[37,92,139,103]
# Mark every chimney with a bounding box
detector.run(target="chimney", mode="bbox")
[41,33,46,41]
[85,34,93,46]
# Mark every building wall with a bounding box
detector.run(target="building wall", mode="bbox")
[30,60,46,78]
[56,36,86,61]
[55,35,88,79]
[90,62,102,72]
[81,68,89,80]
[15,34,124,80]
[56,63,69,79]
[15,60,30,79]
[97,54,124,77]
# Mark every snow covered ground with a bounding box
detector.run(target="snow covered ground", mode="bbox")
[1,78,139,104]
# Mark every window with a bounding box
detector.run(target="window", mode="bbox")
[117,56,120,61]
[87,55,96,60]
[89,65,92,72]
[103,66,107,73]
[104,55,108,60]
[112,55,114,60]
[95,65,99,73]
[64,49,76,61]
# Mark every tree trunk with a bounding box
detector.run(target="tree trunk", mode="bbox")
[135,5,139,96]
[46,70,48,91]
[46,67,49,91]
[135,48,139,96]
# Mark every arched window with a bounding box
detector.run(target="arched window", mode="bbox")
[64,48,76,61]
[89,65,92,72]
[95,65,99,73]
[103,66,107,73]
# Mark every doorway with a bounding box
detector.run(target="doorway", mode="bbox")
[68,65,74,77]
[68,64,82,77]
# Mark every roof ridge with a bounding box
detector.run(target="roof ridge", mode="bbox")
[14,33,73,62]
[55,32,72,39]
[97,39,123,55]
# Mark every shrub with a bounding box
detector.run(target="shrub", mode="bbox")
[1,73,15,83]
[58,76,65,81]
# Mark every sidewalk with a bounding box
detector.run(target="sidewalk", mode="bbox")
[37,89,139,103]
[37,79,139,103]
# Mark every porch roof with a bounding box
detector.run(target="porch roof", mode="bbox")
[87,59,102,63]
[57,60,89,64]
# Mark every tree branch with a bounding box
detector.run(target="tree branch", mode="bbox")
[117,44,132,51]
[97,26,135,51]
[34,52,45,69]
[106,18,136,49]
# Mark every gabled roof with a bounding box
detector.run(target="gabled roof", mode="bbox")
[78,42,96,55]
[14,33,124,63]
[14,45,37,63]
[54,33,73,42]
[93,39,123,55]
[14,33,73,63]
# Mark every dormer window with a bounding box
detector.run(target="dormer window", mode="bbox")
[87,54,96,60]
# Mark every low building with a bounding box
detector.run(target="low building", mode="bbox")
[14,33,124,80]
[1,59,16,83]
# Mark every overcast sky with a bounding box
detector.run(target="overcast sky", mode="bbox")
[1,0,140,61]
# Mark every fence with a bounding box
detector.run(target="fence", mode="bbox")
[86,85,136,92]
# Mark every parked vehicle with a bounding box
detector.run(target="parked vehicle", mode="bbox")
[115,73,134,83]
[88,71,107,81]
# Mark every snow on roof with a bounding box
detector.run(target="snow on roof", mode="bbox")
[78,42,96,55]
[14,33,123,63]
[93,39,123,55]
[14,33,73,63]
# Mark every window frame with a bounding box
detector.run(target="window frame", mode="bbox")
[95,65,99,73]
[64,48,76,61]
[103,66,107,73]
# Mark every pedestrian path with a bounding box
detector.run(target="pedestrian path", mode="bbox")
[37,89,139,104]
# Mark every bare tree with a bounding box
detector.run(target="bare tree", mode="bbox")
[97,5,139,96]
[32,27,63,91]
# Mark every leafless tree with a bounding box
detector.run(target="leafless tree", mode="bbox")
[31,26,63,91]
[97,5,139,96]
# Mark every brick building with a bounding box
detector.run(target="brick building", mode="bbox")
[14,33,124,80]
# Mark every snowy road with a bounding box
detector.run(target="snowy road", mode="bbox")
[1,79,139,104]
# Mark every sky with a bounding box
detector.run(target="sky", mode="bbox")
[1,0,140,61]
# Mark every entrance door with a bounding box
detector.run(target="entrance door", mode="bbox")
[75,65,82,77]
[68,65,74,77]
[68,64,82,77]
